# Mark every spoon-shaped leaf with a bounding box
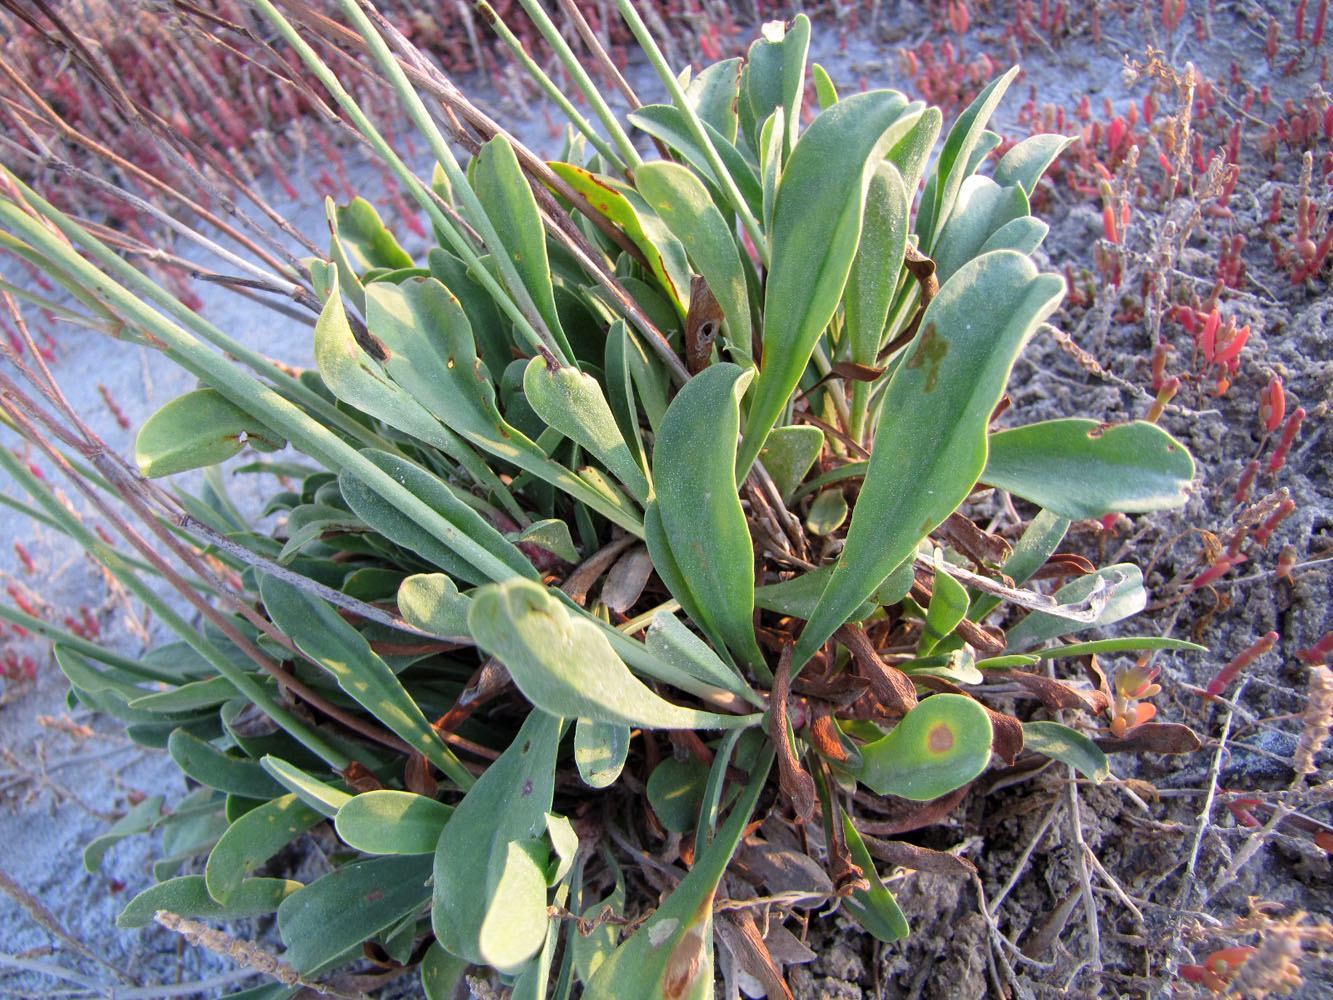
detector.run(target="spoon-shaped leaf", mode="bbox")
[335,790,454,855]
[1023,721,1109,783]
[845,162,909,367]
[117,875,300,930]
[433,711,560,973]
[397,573,472,639]
[279,854,433,973]
[757,425,823,501]
[984,418,1195,519]
[259,573,474,789]
[523,354,651,504]
[205,793,323,903]
[739,90,916,475]
[472,136,568,356]
[649,363,765,670]
[135,389,284,478]
[575,719,630,789]
[635,160,753,366]
[915,67,1020,251]
[856,694,993,800]
[547,162,691,314]
[468,578,752,730]
[795,251,1064,668]
[990,133,1075,196]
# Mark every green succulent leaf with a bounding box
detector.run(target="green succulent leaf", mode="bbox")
[635,160,753,365]
[740,89,915,474]
[978,215,1049,257]
[642,611,754,700]
[511,519,580,564]
[649,363,765,671]
[117,875,301,930]
[1034,637,1206,659]
[685,57,743,141]
[168,729,285,799]
[313,271,475,457]
[573,856,625,985]
[885,105,942,197]
[990,133,1075,195]
[984,419,1196,519]
[205,794,323,903]
[845,162,909,367]
[841,815,910,943]
[752,564,875,623]
[627,106,764,219]
[333,196,415,273]
[335,790,454,855]
[128,676,235,714]
[916,67,1020,251]
[278,854,433,973]
[739,14,810,158]
[260,756,351,818]
[469,578,750,730]
[135,389,284,478]
[582,749,772,1000]
[757,425,823,501]
[84,795,165,872]
[1023,721,1110,782]
[396,573,472,639]
[646,755,710,833]
[919,562,971,655]
[812,62,838,109]
[473,136,568,355]
[523,354,651,504]
[795,251,1064,668]
[421,941,469,1000]
[548,162,691,314]
[575,719,631,789]
[433,711,560,973]
[931,177,1030,284]
[856,694,993,800]
[259,574,473,788]
[806,489,849,536]
[339,448,535,586]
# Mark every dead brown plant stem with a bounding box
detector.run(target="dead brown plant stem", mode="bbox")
[553,0,647,116]
[750,462,808,558]
[0,866,137,985]
[171,514,440,637]
[0,387,412,758]
[0,37,309,274]
[743,477,793,557]
[265,0,690,382]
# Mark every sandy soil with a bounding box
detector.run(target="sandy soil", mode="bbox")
[1,2,1329,998]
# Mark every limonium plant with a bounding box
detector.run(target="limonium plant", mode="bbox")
[0,2,1204,997]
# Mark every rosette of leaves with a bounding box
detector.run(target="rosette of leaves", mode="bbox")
[0,3,1205,998]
